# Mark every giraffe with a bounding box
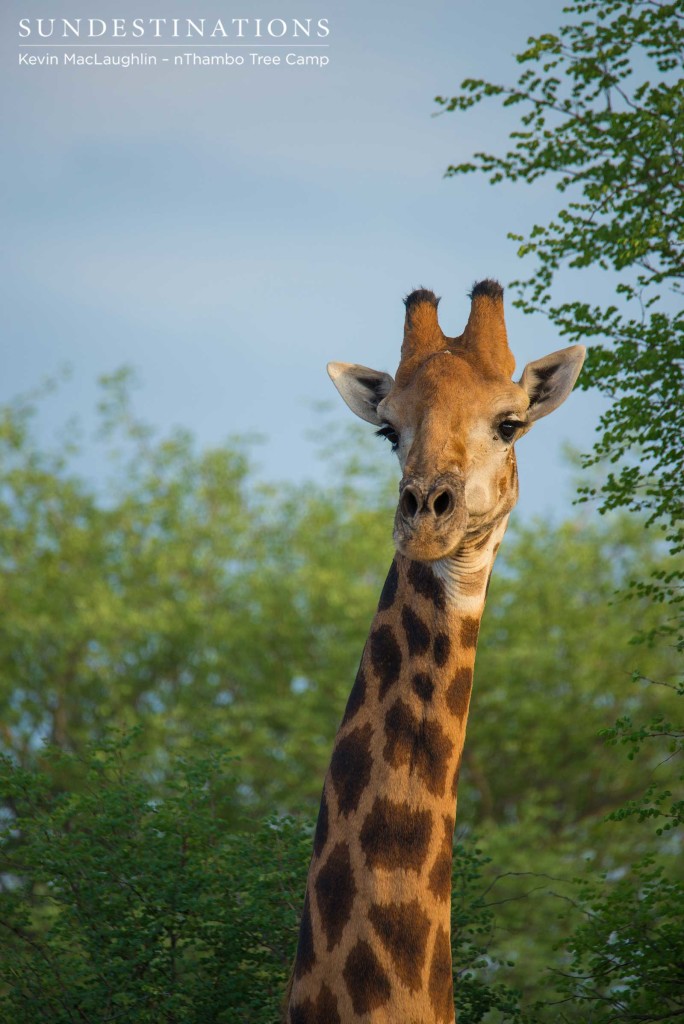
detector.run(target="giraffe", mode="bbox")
[285,280,585,1024]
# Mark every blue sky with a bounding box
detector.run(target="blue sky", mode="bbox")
[2,0,607,522]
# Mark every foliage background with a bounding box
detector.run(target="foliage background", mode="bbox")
[0,369,681,1020]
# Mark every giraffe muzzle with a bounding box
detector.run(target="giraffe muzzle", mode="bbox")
[395,473,467,560]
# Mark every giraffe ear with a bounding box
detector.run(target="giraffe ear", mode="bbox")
[327,362,395,425]
[518,345,586,423]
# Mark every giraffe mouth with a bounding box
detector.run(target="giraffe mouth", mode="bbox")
[393,518,469,561]
[393,527,469,562]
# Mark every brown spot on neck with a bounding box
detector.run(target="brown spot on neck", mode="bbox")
[378,559,399,611]
[359,796,433,872]
[315,842,357,951]
[343,939,392,1014]
[289,982,341,1024]
[433,632,451,667]
[428,814,456,903]
[293,891,316,980]
[368,898,432,991]
[407,559,447,611]
[383,698,454,797]
[402,604,431,656]
[313,790,329,858]
[428,925,454,1023]
[330,722,374,816]
[445,667,473,720]
[460,616,480,648]
[412,671,434,702]
[370,624,402,699]
[341,665,367,727]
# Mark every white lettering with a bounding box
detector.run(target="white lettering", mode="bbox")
[63,52,158,67]
[250,52,281,64]
[267,19,288,37]
[286,53,329,66]
[88,19,108,38]
[15,17,333,44]
[186,19,205,37]
[21,52,59,65]
[292,18,312,38]
[176,52,244,65]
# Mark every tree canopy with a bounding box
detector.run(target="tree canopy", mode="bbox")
[437,0,684,646]
[0,369,681,1019]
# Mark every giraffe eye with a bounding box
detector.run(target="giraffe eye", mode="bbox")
[375,424,400,451]
[498,420,523,441]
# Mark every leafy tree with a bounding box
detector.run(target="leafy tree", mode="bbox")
[468,514,677,832]
[437,0,684,645]
[1,371,680,1011]
[0,373,676,830]
[0,736,303,1024]
[0,373,395,815]
[604,680,684,838]
[462,514,681,1004]
[546,861,684,1022]
[0,737,522,1024]
[523,687,684,1023]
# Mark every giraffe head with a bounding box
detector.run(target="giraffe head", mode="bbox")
[329,281,585,561]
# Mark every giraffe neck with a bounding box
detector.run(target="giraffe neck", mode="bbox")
[287,521,507,1024]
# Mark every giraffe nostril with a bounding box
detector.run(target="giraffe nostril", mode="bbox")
[400,487,420,520]
[431,489,453,518]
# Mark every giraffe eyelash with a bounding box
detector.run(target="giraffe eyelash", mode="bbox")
[375,424,400,450]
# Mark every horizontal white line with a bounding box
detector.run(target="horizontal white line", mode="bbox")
[19,43,330,47]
